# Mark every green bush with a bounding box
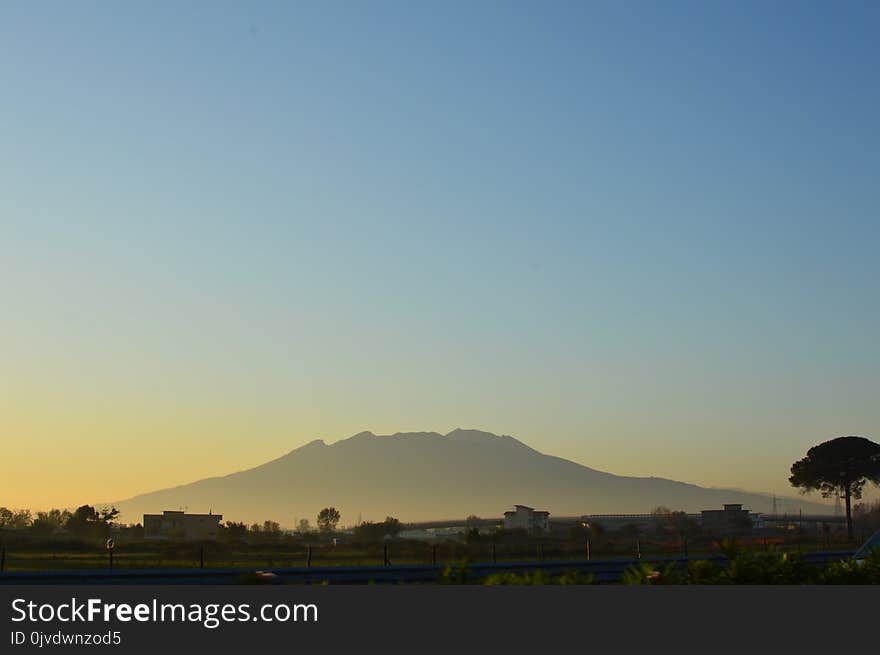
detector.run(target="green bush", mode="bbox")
[436,549,880,585]
[820,550,880,584]
[724,551,818,584]
[483,570,595,585]
[438,562,471,585]
[620,549,880,585]
[621,562,666,585]
[684,559,725,584]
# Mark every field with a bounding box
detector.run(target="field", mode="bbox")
[0,534,867,573]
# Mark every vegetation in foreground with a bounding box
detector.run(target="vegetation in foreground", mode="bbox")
[434,548,880,585]
[618,549,880,585]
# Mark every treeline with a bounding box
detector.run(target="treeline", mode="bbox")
[0,505,121,538]
[0,503,407,545]
[5,501,877,546]
[217,513,404,543]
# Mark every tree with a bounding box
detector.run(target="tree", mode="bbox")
[650,506,698,539]
[262,520,282,537]
[0,508,32,529]
[650,506,674,537]
[221,521,248,540]
[65,504,119,537]
[296,518,311,534]
[30,509,72,536]
[464,515,482,542]
[66,505,99,536]
[317,507,340,533]
[669,511,701,540]
[790,436,880,540]
[353,517,402,542]
[382,516,402,537]
[66,506,93,536]
[98,506,120,526]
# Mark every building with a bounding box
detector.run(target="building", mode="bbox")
[701,504,753,537]
[143,510,223,540]
[503,505,550,533]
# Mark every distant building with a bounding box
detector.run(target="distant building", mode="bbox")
[143,510,223,540]
[398,528,439,541]
[503,505,550,533]
[701,504,753,537]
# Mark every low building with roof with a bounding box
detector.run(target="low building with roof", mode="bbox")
[143,510,223,540]
[503,505,550,533]
[701,503,753,537]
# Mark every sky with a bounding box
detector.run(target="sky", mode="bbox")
[2,1,878,512]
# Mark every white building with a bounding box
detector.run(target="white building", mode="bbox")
[503,505,550,533]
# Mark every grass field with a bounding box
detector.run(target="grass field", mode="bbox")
[0,536,864,572]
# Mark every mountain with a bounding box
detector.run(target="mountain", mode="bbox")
[112,429,829,524]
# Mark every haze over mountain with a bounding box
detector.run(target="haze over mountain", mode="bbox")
[113,430,830,525]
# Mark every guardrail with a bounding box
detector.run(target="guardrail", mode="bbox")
[0,550,855,585]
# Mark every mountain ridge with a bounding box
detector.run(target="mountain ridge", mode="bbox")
[112,429,830,524]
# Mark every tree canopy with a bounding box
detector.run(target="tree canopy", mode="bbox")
[0,508,32,530]
[64,505,119,537]
[790,435,880,539]
[317,507,341,533]
[30,509,72,536]
[354,516,402,542]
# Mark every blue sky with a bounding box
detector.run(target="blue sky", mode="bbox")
[1,1,878,508]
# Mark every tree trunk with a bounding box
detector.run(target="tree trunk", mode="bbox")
[844,483,853,541]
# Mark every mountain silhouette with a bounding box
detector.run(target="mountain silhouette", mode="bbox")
[113,429,829,524]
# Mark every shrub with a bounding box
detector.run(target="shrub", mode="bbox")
[620,551,844,585]
[438,562,470,585]
[820,550,880,584]
[723,551,818,584]
[483,570,594,585]
[621,562,687,585]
